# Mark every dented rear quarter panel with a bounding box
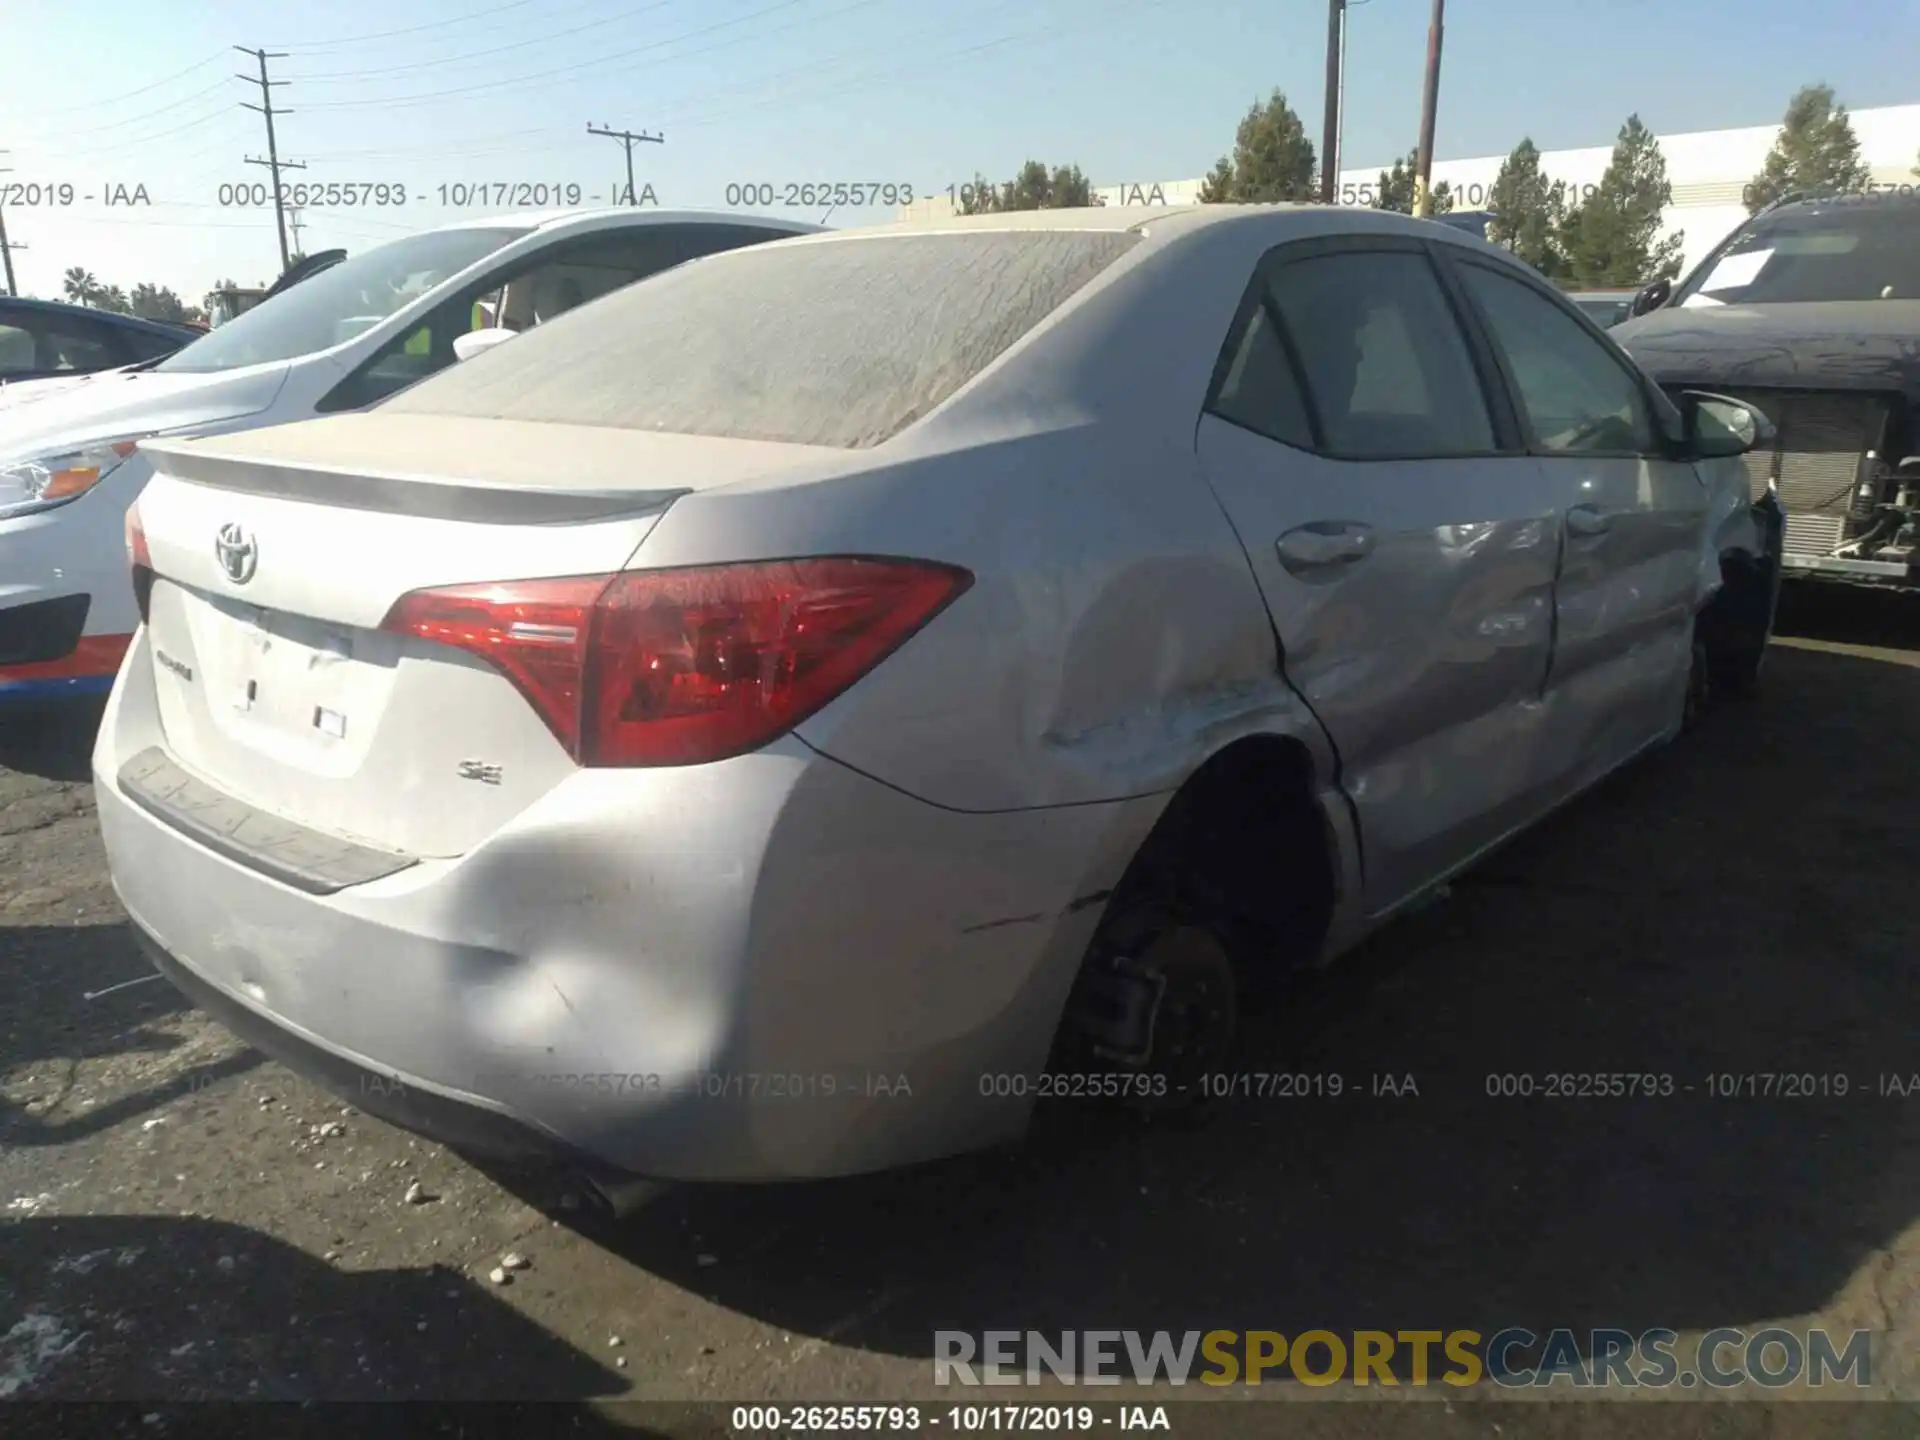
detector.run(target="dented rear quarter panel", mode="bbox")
[629,211,1349,818]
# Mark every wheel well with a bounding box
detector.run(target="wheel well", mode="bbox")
[1096,735,1338,985]
[1700,548,1773,669]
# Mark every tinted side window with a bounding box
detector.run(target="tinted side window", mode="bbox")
[1458,263,1656,454]
[1210,301,1314,448]
[120,327,188,361]
[0,321,37,377]
[1263,250,1496,458]
[41,318,126,372]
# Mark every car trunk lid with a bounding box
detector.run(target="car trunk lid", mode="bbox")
[131,413,833,858]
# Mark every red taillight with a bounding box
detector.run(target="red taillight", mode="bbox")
[126,502,154,623]
[380,557,973,767]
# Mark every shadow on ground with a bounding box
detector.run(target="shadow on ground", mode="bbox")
[0,1214,631,1411]
[1775,576,1920,649]
[517,601,1920,1375]
[0,920,264,1147]
[0,695,106,783]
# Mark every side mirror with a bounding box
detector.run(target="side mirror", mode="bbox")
[1630,278,1671,317]
[1680,389,1775,459]
[452,327,516,362]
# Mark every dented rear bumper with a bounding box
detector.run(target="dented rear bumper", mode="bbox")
[94,626,1155,1181]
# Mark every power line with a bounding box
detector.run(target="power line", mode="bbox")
[286,0,886,136]
[587,123,663,206]
[298,127,570,158]
[26,106,249,162]
[641,0,1036,122]
[289,0,683,82]
[669,0,1172,130]
[2,79,234,146]
[264,0,547,51]
[293,0,814,110]
[68,52,227,106]
[579,0,892,115]
[0,55,226,142]
[236,47,304,272]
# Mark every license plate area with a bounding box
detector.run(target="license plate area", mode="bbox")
[175,589,402,766]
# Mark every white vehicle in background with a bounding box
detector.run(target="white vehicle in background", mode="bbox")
[0,210,817,703]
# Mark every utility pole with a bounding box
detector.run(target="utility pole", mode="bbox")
[0,157,20,296]
[586,122,663,206]
[237,46,304,272]
[1412,0,1446,218]
[1319,0,1345,204]
[0,204,17,296]
[286,203,306,260]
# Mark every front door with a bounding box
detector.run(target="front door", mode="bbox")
[1194,237,1561,914]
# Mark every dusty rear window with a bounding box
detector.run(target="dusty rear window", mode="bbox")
[382,229,1142,448]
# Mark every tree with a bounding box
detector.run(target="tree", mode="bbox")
[1558,114,1684,286]
[62,267,99,305]
[129,282,195,324]
[1744,84,1871,213]
[1197,157,1235,203]
[1487,138,1571,276]
[955,160,1097,214]
[1198,89,1317,203]
[95,284,132,315]
[1373,150,1454,215]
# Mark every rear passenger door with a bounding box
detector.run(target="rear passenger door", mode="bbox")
[1444,254,1708,785]
[1194,235,1564,915]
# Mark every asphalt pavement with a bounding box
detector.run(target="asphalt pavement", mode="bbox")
[5,584,1920,1430]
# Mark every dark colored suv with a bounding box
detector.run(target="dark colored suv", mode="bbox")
[1614,191,1920,589]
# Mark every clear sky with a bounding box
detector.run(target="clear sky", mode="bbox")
[4,0,1917,303]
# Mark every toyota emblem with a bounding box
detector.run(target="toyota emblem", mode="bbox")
[214,522,257,584]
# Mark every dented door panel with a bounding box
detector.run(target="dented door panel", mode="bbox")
[1195,415,1560,914]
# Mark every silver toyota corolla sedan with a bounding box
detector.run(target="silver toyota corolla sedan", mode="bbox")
[93,205,1783,1196]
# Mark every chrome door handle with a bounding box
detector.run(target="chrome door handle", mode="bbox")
[1276,521,1377,574]
[1566,505,1611,536]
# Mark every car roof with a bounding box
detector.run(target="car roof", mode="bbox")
[1765,189,1920,218]
[781,201,1497,246]
[0,295,199,337]
[427,206,826,237]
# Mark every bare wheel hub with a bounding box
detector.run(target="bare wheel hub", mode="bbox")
[1065,923,1237,1109]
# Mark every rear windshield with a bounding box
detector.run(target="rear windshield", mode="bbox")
[382,229,1143,448]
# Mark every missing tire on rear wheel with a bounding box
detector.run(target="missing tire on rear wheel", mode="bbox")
[1057,921,1238,1113]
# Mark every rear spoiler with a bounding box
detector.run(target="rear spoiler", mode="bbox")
[140,440,689,526]
[264,248,348,300]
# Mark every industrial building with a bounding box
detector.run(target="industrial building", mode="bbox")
[902,103,1920,278]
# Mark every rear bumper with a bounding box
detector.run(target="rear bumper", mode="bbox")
[128,916,602,1171]
[94,628,1153,1180]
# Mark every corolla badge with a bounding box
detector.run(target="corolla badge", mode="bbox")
[214,522,257,584]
